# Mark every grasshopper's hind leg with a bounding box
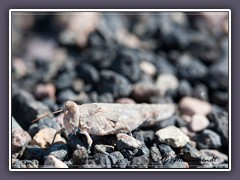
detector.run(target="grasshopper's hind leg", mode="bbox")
[80,130,93,153]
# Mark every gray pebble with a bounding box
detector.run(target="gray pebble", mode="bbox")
[196,129,222,149]
[44,143,69,161]
[130,155,149,168]
[72,146,88,166]
[12,159,39,168]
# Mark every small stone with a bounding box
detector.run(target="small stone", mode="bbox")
[76,63,99,85]
[177,80,192,98]
[37,117,61,131]
[207,106,228,146]
[156,126,190,148]
[199,149,228,166]
[55,72,75,91]
[211,91,228,107]
[163,158,189,168]
[44,143,69,161]
[154,55,175,75]
[28,123,40,137]
[94,144,114,154]
[133,130,155,147]
[120,149,138,160]
[115,98,136,104]
[130,155,149,168]
[177,53,208,81]
[196,129,222,149]
[158,144,176,158]
[12,90,51,130]
[108,151,128,168]
[98,70,132,98]
[140,61,156,77]
[136,146,150,156]
[23,145,46,163]
[31,128,66,148]
[72,79,84,93]
[149,146,163,168]
[12,116,23,132]
[57,89,76,104]
[92,153,112,168]
[34,83,56,101]
[12,58,28,79]
[41,98,59,112]
[182,143,202,167]
[131,83,159,102]
[193,84,209,101]
[189,114,210,132]
[12,159,39,168]
[156,73,179,96]
[116,133,143,151]
[111,49,141,83]
[179,96,212,116]
[72,146,88,165]
[12,129,31,154]
[44,155,68,168]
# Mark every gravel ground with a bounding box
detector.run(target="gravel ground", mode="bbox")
[11,11,229,169]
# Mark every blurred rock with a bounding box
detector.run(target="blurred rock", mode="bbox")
[98,70,132,98]
[156,73,179,96]
[130,155,149,168]
[12,129,31,156]
[140,61,156,77]
[196,129,222,149]
[72,146,88,165]
[34,83,56,101]
[189,114,210,132]
[179,96,212,116]
[44,143,70,161]
[94,144,114,155]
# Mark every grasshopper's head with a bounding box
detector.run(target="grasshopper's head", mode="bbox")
[63,101,80,134]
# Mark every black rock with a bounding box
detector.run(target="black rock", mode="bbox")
[196,129,222,149]
[67,133,87,150]
[12,90,51,130]
[57,89,76,104]
[98,93,114,103]
[72,146,88,166]
[42,98,59,112]
[211,91,228,107]
[193,84,209,101]
[38,117,61,131]
[23,145,46,163]
[158,144,176,158]
[177,80,192,98]
[108,151,128,168]
[154,54,175,75]
[177,54,208,82]
[12,159,39,168]
[28,123,39,137]
[129,155,149,168]
[92,153,112,168]
[207,106,228,147]
[44,143,70,161]
[55,72,74,91]
[111,49,141,83]
[149,146,163,168]
[98,70,132,98]
[155,115,177,129]
[133,130,155,147]
[76,63,99,85]
[182,143,202,167]
[136,146,150,156]
[120,149,138,160]
[208,59,228,90]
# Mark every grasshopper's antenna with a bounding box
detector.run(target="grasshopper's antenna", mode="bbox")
[32,109,63,123]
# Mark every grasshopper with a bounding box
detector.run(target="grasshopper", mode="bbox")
[33,101,175,151]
